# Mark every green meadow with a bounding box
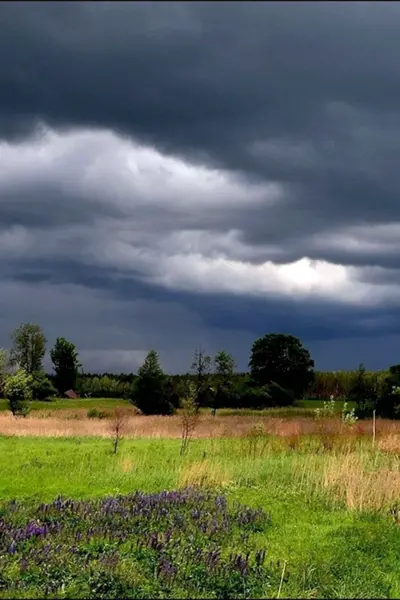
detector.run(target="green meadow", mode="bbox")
[0,433,398,598]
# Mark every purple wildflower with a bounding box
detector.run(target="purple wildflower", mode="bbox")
[205,548,221,571]
[8,541,16,555]
[158,556,177,581]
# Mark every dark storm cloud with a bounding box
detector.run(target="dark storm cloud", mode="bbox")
[2,2,400,258]
[2,2,400,371]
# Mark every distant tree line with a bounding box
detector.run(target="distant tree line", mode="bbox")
[1,323,400,419]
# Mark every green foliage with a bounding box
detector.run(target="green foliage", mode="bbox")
[347,363,378,418]
[231,377,271,409]
[87,408,109,419]
[77,374,132,399]
[3,369,33,416]
[0,488,274,599]
[31,371,57,401]
[314,397,358,425]
[0,438,400,598]
[249,333,314,398]
[314,397,336,419]
[375,364,400,419]
[341,402,358,426]
[50,337,81,394]
[164,378,181,411]
[9,323,47,374]
[131,350,174,415]
[180,383,199,455]
[190,348,213,407]
[267,381,295,407]
[0,349,8,397]
[214,350,235,378]
[309,369,387,401]
[213,350,236,414]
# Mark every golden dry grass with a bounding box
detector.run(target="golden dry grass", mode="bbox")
[119,457,135,473]
[322,453,400,511]
[0,412,399,440]
[178,459,233,488]
[377,434,400,455]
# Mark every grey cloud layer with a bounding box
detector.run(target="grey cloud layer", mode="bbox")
[1,2,400,370]
[2,3,400,262]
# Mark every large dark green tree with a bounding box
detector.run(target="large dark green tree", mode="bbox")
[131,350,173,415]
[10,323,47,374]
[375,364,400,419]
[249,333,314,399]
[50,337,81,394]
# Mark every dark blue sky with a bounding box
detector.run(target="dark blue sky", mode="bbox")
[1,2,400,373]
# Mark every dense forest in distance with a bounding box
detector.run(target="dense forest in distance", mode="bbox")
[2,323,400,419]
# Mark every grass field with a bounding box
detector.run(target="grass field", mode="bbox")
[0,397,130,413]
[0,397,355,417]
[0,423,399,598]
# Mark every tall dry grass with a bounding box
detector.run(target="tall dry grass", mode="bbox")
[322,452,400,512]
[179,459,233,488]
[0,411,399,440]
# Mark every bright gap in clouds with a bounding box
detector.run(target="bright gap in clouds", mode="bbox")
[0,124,391,307]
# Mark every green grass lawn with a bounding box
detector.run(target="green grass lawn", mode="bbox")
[0,435,398,598]
[0,397,130,412]
[0,397,356,418]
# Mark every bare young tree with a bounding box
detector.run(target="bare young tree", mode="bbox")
[180,383,200,456]
[109,407,129,454]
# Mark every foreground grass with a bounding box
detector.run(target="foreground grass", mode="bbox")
[0,434,399,598]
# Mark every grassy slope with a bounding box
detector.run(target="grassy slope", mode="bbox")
[0,436,398,598]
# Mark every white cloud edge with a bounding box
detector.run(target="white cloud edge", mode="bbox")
[1,123,399,308]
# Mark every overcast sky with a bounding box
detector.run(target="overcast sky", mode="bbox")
[2,2,400,373]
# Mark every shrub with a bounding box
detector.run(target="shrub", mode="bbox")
[3,369,33,416]
[341,401,358,426]
[31,370,57,401]
[231,378,271,409]
[375,365,400,419]
[267,381,295,407]
[180,383,199,456]
[87,408,109,419]
[315,397,336,419]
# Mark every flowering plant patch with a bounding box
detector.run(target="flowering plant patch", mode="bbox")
[0,489,278,598]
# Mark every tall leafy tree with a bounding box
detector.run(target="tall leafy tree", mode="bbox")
[131,350,173,415]
[249,333,314,399]
[213,350,236,414]
[191,348,212,406]
[10,323,47,374]
[346,363,377,417]
[375,364,400,419]
[50,337,81,394]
